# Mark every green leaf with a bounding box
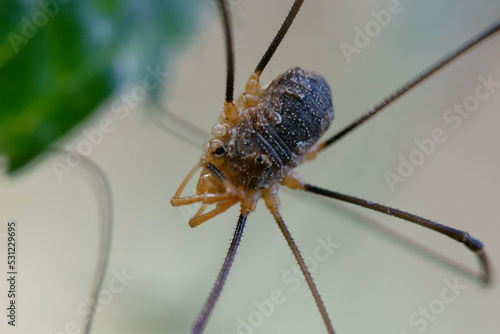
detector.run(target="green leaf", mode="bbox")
[0,0,201,173]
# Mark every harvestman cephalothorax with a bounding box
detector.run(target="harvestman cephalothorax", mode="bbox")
[170,0,499,333]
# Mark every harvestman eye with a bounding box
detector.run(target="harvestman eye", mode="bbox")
[170,0,499,333]
[213,147,225,156]
[207,140,226,158]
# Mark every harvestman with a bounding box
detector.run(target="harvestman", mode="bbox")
[171,1,499,333]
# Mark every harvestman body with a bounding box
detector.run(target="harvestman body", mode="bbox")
[171,1,499,333]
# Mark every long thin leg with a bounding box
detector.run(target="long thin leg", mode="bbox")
[302,184,491,285]
[49,149,114,334]
[318,19,500,151]
[150,105,209,149]
[264,191,335,334]
[216,0,235,103]
[79,157,114,334]
[191,212,248,334]
[254,0,304,76]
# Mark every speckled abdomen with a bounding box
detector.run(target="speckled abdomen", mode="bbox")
[226,67,334,189]
[257,67,334,163]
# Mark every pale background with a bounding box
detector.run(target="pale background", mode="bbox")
[1,0,500,333]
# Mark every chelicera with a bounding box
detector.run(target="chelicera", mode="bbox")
[171,0,498,333]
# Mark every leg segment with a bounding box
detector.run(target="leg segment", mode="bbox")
[263,190,335,334]
[302,183,491,284]
[189,199,239,228]
[191,212,248,334]
[317,19,500,152]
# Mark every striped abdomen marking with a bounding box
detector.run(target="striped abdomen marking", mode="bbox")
[257,67,334,164]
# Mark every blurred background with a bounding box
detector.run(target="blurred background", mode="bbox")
[1,0,500,333]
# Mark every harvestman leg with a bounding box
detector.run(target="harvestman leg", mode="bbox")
[296,183,491,284]
[263,188,335,334]
[191,212,248,334]
[300,19,500,284]
[317,19,500,151]
[48,149,114,334]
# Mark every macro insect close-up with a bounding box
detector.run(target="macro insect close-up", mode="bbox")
[1,0,500,334]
